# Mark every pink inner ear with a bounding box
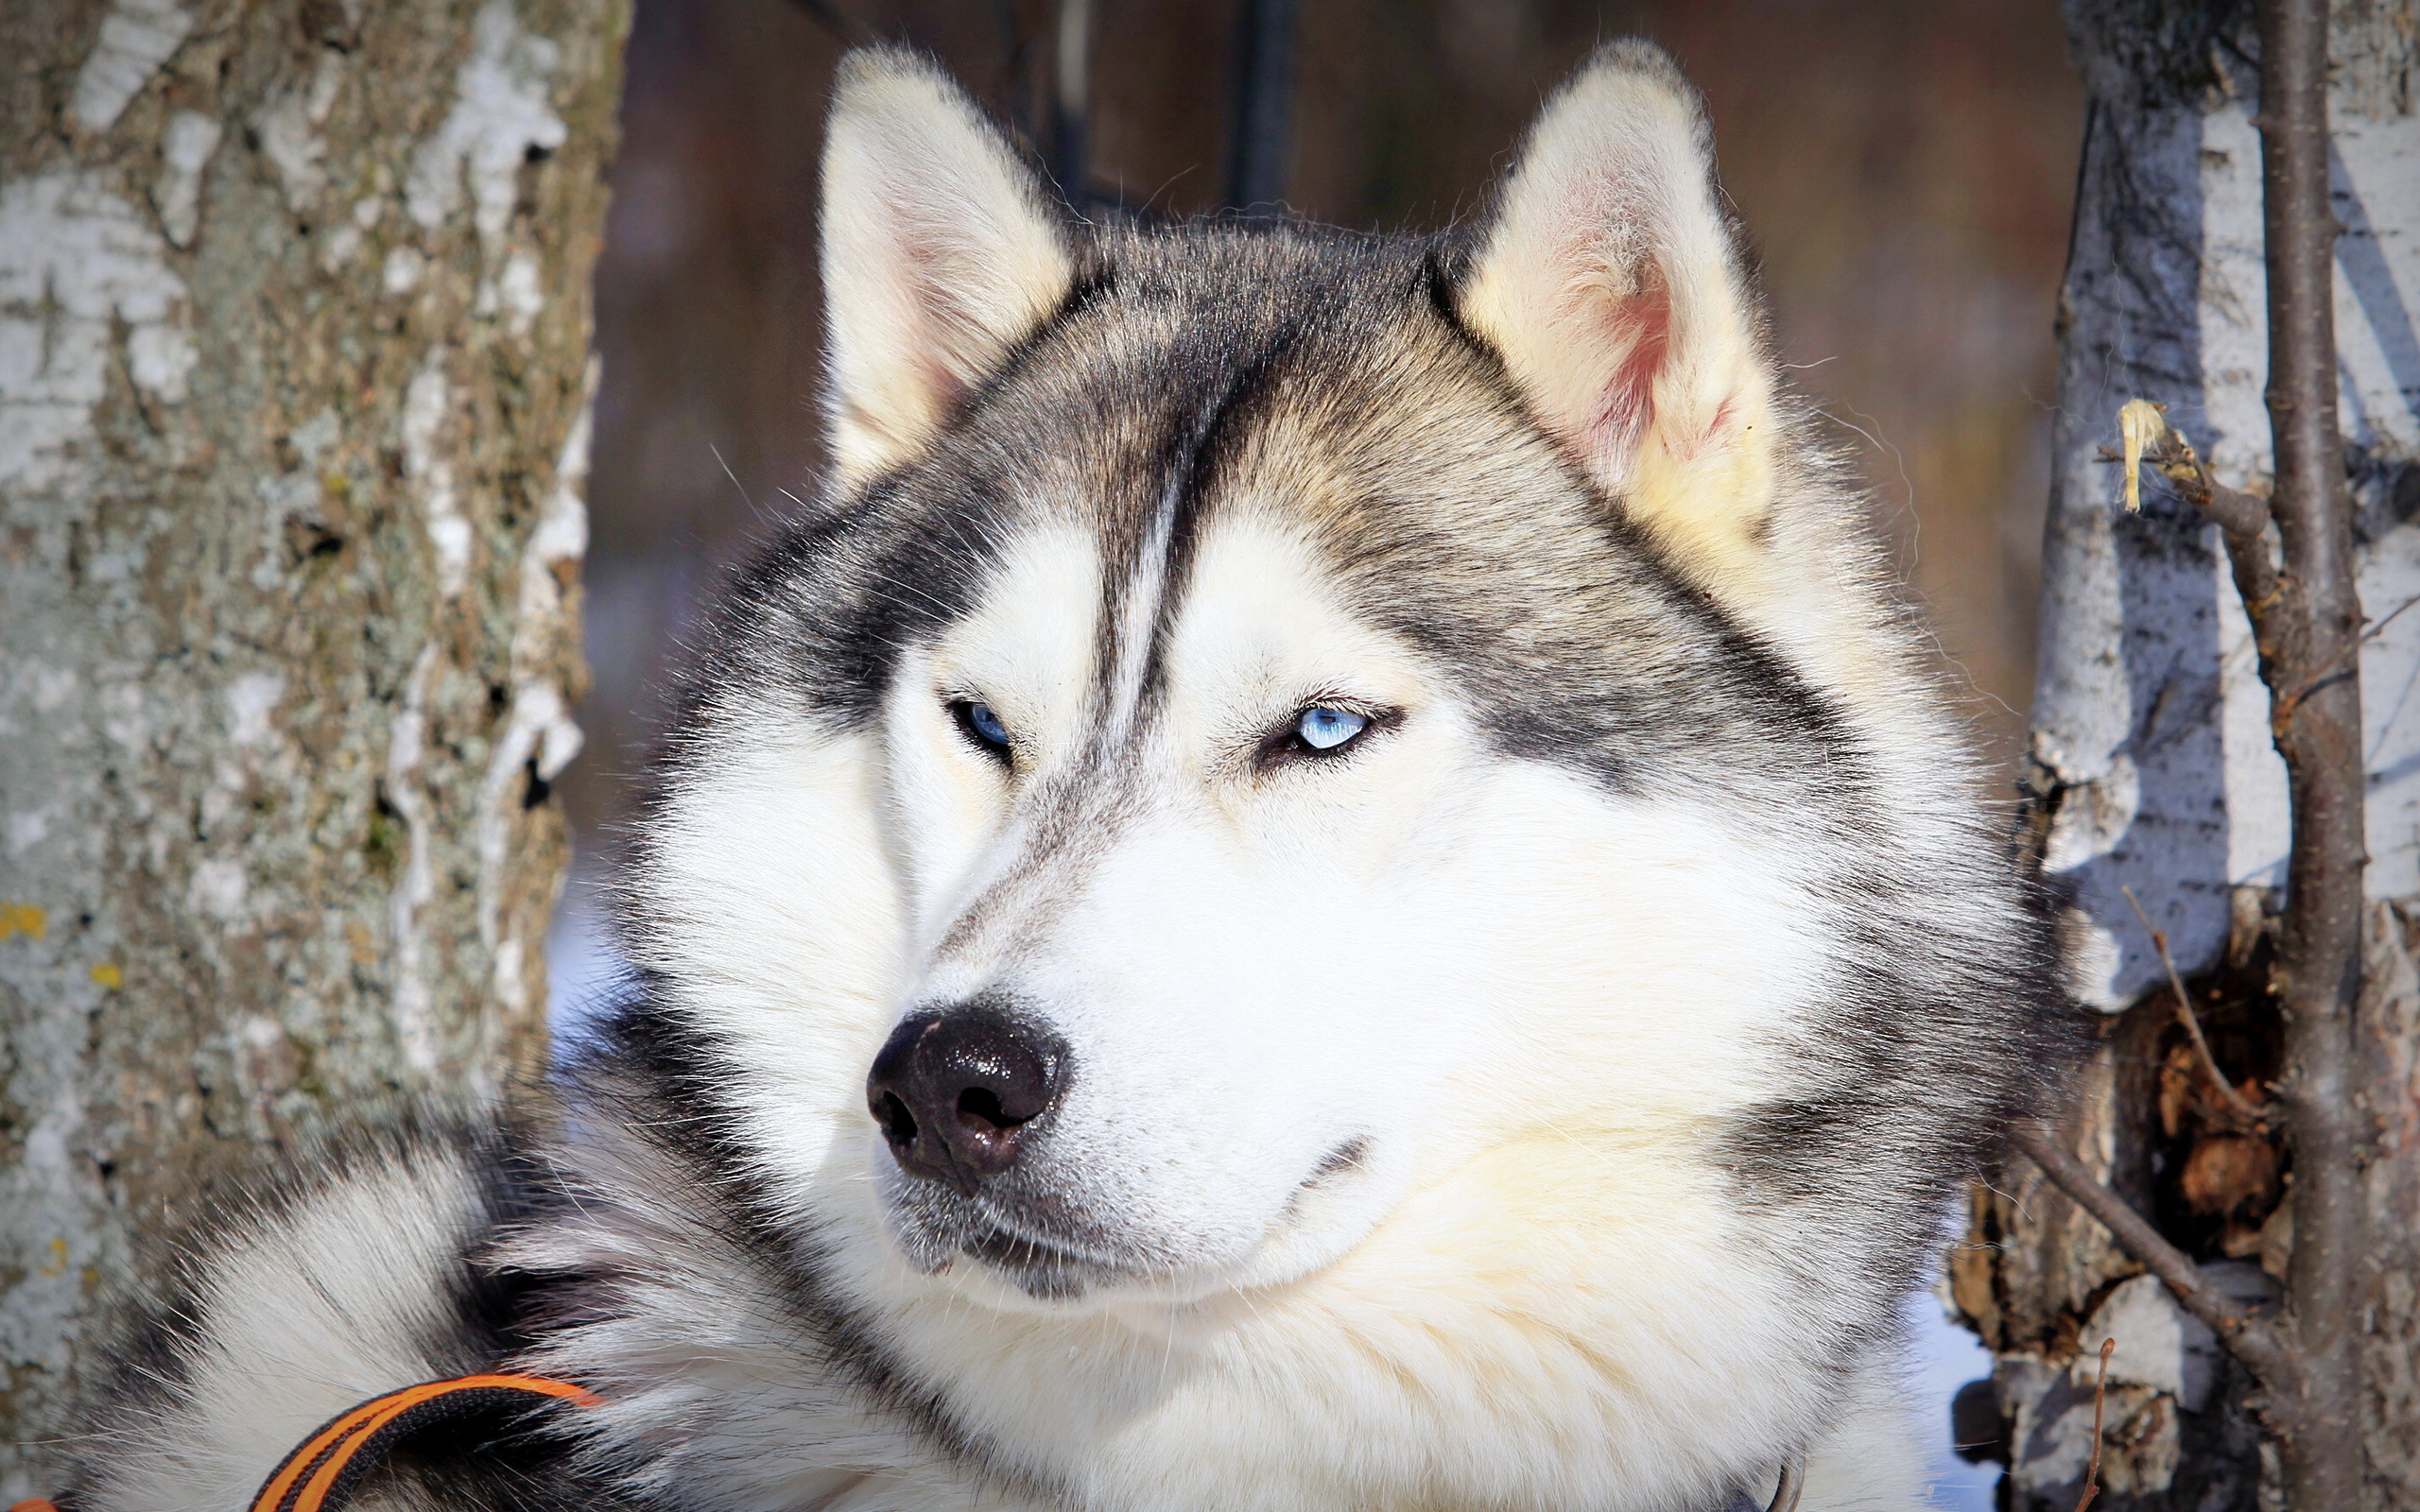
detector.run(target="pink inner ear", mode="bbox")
[1673,395,1737,465]
[897,225,975,414]
[1582,281,1669,471]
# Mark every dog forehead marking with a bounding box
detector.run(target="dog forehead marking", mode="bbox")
[921,507,1385,974]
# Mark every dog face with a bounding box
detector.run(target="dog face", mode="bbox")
[865,505,1850,1308]
[838,342,1875,1314]
[616,42,2060,1510]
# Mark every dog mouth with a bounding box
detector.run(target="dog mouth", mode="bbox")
[885,1135,1377,1301]
[880,1176,1144,1297]
[958,1211,1134,1297]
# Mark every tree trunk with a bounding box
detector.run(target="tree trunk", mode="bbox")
[1969,1,2419,1507]
[0,0,625,1497]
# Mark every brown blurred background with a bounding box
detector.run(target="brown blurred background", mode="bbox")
[569,0,2083,850]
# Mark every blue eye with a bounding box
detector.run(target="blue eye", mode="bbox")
[954,700,1011,756]
[1295,706,1369,752]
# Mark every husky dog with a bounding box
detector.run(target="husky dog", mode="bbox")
[69,42,2070,1512]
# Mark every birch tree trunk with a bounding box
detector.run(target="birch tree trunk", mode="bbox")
[1962,1,2420,1507]
[0,1,625,1497]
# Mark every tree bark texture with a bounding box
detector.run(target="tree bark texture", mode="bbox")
[1972,1,2418,1508]
[0,0,625,1498]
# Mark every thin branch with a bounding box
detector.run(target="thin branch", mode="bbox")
[2010,1126,2300,1388]
[2113,403,2282,631]
[2257,0,2367,1503]
[2118,885,2269,1125]
[788,0,879,47]
[2088,4,2355,1496]
[2073,1337,2116,1512]
[1049,0,1091,201]
[2116,399,2273,539]
[2363,592,2420,644]
[1223,0,1303,214]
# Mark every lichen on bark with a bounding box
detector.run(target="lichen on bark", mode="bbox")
[0,0,628,1496]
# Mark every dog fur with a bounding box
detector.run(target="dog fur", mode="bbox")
[65,42,2072,1512]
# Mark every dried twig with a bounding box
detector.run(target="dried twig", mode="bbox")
[2114,399,2271,539]
[2109,403,2282,630]
[2118,885,2269,1125]
[2072,1337,2117,1512]
[2010,1126,2300,1389]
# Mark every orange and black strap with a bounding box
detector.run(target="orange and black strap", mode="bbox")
[244,1373,600,1512]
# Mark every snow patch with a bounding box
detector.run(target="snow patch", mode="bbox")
[72,0,193,132]
[401,359,472,596]
[405,0,565,251]
[251,50,347,214]
[153,109,221,248]
[0,173,193,493]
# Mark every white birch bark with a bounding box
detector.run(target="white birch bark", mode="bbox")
[2033,3,2420,1010]
[1965,5,2420,1509]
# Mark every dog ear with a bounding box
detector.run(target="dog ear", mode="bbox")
[821,48,1074,488]
[1459,43,1782,592]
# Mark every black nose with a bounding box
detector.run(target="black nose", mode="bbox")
[866,1003,1064,1194]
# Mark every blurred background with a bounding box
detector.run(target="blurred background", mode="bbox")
[568,0,2080,843]
[558,3,2083,1499]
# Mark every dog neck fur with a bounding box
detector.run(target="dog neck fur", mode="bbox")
[596,42,2055,1512]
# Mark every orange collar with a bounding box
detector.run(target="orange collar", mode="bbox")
[14,1372,599,1512]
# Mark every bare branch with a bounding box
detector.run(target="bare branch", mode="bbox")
[1049,0,1091,200]
[2118,885,2270,1125]
[2112,403,2282,629]
[2099,16,2365,1493]
[1223,0,1302,214]
[2257,0,2367,1503]
[2117,399,2273,539]
[2010,1126,2301,1388]
[2073,1337,2116,1512]
[788,0,879,47]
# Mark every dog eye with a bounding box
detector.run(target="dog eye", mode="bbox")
[951,700,1012,762]
[1294,706,1369,753]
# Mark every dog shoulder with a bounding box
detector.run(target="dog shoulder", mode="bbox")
[66,1115,613,1512]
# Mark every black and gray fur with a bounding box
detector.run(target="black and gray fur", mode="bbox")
[62,42,2079,1512]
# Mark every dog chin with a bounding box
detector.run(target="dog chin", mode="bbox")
[880,1190,1231,1308]
[875,1143,1390,1312]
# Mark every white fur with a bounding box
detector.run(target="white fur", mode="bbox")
[819,52,1074,487]
[78,44,2023,1512]
[596,43,1976,1512]
[78,1149,489,1512]
[625,504,1932,1510]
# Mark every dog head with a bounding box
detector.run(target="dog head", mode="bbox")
[617,42,2058,1507]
